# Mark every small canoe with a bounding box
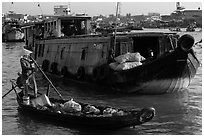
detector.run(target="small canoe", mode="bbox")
[16,92,155,129]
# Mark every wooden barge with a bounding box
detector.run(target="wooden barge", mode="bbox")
[22,15,200,94]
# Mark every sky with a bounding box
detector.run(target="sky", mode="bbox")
[1,1,202,17]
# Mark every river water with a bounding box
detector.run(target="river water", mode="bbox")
[2,30,202,135]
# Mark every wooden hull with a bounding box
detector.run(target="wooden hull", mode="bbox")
[16,93,155,129]
[22,17,199,95]
[31,36,200,95]
[106,49,200,94]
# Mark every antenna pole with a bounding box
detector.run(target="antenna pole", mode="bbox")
[8,2,13,12]
[114,2,119,57]
[38,2,43,16]
[67,2,71,15]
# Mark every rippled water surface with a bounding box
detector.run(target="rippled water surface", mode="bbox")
[2,30,202,135]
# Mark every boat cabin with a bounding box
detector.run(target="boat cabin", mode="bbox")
[22,15,92,50]
[127,32,179,59]
[43,16,91,38]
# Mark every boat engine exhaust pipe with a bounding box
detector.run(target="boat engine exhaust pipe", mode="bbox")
[178,34,195,52]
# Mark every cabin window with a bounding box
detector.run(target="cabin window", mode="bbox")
[28,44,32,50]
[28,28,34,37]
[132,36,159,59]
[35,25,44,38]
[81,21,85,30]
[81,48,86,60]
[38,44,45,57]
[38,44,41,57]
[80,21,86,34]
[34,44,38,59]
[61,20,77,36]
[47,47,49,54]
[61,19,87,36]
[47,23,50,31]
[128,42,133,53]
[60,47,65,59]
[101,51,104,58]
[45,23,47,31]
[121,43,128,55]
[115,42,120,57]
[53,21,56,30]
[41,44,45,57]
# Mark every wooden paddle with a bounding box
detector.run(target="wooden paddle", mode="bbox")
[2,84,18,99]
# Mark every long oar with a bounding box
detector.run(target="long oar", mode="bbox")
[30,56,64,100]
[2,84,18,99]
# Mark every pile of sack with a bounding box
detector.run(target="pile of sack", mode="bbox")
[61,98,82,113]
[103,107,125,116]
[58,99,126,116]
[31,96,127,117]
[109,52,145,71]
[83,105,100,114]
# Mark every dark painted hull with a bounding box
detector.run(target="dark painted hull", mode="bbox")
[106,48,200,94]
[16,94,155,129]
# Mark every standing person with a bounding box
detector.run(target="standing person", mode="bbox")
[20,54,37,98]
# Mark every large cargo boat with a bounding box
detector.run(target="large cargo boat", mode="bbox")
[22,14,200,94]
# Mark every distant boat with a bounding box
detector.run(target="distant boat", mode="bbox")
[2,20,24,42]
[22,14,200,94]
[186,26,195,32]
[95,25,143,34]
[169,27,181,32]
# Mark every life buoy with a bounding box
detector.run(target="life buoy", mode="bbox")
[92,67,100,81]
[77,67,85,80]
[139,108,155,123]
[42,60,50,71]
[178,34,194,52]
[50,62,58,74]
[61,66,68,77]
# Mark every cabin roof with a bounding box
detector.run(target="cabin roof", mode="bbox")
[21,15,91,28]
[119,30,177,37]
[43,15,91,23]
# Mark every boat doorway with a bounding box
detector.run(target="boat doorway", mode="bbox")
[132,36,159,59]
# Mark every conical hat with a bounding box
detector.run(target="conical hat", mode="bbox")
[21,48,33,56]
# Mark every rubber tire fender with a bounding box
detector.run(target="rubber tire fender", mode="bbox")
[77,66,85,80]
[50,62,58,74]
[92,67,100,81]
[61,66,68,77]
[178,34,194,52]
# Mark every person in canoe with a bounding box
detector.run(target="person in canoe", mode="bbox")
[20,50,38,98]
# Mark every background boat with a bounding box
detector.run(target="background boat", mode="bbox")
[2,20,24,42]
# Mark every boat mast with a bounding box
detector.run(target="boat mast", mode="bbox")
[37,2,43,17]
[114,2,120,57]
[67,2,71,15]
[8,2,14,13]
